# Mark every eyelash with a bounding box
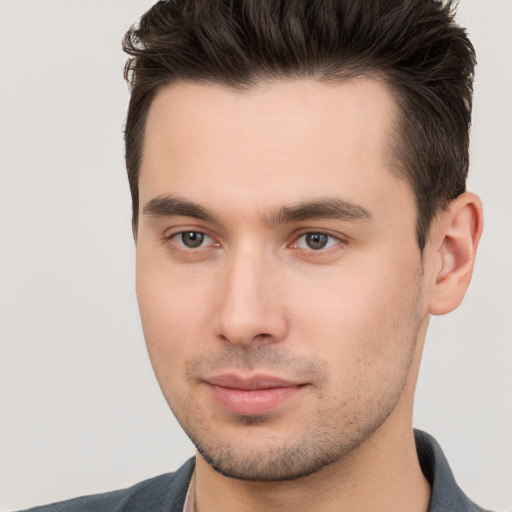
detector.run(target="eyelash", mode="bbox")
[291,232,342,252]
[165,230,345,254]
[167,231,218,250]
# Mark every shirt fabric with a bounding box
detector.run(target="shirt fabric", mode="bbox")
[19,430,494,512]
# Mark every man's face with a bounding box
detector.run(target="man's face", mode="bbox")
[136,78,430,480]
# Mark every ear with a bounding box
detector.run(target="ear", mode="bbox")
[428,192,484,316]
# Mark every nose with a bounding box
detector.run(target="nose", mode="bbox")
[213,247,288,347]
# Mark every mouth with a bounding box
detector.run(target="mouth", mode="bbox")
[204,374,308,416]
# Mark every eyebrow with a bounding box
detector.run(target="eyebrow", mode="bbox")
[142,194,374,225]
[143,195,214,222]
[265,198,374,225]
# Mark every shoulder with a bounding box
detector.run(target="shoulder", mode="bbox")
[17,458,195,512]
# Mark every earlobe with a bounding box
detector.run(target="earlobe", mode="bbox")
[429,192,484,316]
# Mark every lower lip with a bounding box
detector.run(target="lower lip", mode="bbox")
[207,384,305,416]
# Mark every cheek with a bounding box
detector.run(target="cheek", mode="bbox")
[135,257,214,381]
[288,254,422,373]
[137,246,213,325]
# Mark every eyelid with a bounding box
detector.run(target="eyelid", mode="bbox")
[164,228,221,250]
[289,230,347,252]
[161,227,347,253]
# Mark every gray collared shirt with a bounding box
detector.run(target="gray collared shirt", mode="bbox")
[415,430,492,511]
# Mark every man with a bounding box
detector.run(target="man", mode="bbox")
[20,0,492,510]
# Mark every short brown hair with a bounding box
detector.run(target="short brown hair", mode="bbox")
[123,0,476,249]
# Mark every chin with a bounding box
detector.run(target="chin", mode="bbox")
[188,420,373,482]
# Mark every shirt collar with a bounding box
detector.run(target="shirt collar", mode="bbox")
[414,429,488,511]
[183,468,196,512]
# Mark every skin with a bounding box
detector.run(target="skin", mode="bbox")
[135,78,483,512]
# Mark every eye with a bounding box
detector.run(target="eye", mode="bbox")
[294,232,340,251]
[172,231,214,249]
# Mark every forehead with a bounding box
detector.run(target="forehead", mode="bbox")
[139,78,408,218]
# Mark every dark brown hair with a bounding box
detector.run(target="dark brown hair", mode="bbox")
[123,0,476,249]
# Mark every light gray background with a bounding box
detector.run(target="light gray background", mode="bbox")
[0,1,511,510]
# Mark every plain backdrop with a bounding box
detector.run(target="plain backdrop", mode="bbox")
[0,1,511,510]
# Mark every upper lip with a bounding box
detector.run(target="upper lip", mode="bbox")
[205,374,304,390]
